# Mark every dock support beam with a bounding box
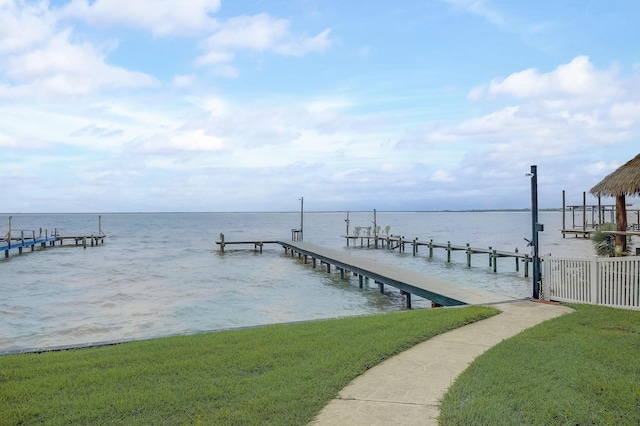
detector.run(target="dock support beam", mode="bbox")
[401,291,412,309]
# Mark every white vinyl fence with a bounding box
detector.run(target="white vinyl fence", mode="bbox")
[542,255,640,310]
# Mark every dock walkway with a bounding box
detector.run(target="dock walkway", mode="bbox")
[1,235,58,257]
[281,241,515,307]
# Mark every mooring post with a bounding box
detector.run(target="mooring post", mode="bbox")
[488,246,492,266]
[219,233,225,252]
[515,248,519,272]
[466,243,471,267]
[447,241,451,262]
[492,250,497,272]
[524,254,529,277]
[429,239,433,258]
[82,236,87,249]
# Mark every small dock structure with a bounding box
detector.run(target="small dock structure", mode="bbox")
[215,233,279,253]
[280,241,515,308]
[561,189,640,238]
[2,215,106,259]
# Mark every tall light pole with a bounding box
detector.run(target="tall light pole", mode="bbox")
[299,196,304,241]
[529,165,543,299]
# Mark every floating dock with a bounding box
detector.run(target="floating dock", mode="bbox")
[280,241,515,308]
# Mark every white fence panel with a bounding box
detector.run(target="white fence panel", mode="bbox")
[543,256,640,310]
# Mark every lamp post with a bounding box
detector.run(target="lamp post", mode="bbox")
[299,197,304,241]
[529,165,543,299]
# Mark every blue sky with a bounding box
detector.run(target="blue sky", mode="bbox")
[1,0,639,212]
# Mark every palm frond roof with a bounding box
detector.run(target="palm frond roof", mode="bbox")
[590,153,640,197]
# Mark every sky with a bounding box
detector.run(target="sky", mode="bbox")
[1,0,639,213]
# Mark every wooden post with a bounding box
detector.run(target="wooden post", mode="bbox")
[377,281,384,293]
[615,195,627,254]
[562,190,566,238]
[31,230,35,251]
[447,241,451,262]
[488,247,492,266]
[583,191,587,233]
[340,268,345,279]
[19,230,24,255]
[429,239,433,258]
[524,254,529,277]
[466,243,471,267]
[312,258,317,268]
[7,216,12,250]
[82,236,87,248]
[326,263,331,273]
[515,248,519,272]
[359,274,363,288]
[492,250,497,273]
[219,233,225,252]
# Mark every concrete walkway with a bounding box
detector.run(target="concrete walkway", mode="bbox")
[311,300,573,425]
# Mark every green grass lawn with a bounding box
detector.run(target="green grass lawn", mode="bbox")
[0,306,496,425]
[439,304,640,425]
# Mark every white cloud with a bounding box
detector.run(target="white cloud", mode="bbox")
[430,170,455,183]
[442,0,506,28]
[172,74,195,88]
[137,129,225,154]
[0,4,158,100]
[196,13,331,74]
[469,56,621,102]
[60,0,221,37]
[0,0,54,53]
[0,131,19,148]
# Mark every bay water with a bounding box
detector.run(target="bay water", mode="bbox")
[0,211,594,352]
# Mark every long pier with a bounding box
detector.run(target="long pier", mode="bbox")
[280,241,515,308]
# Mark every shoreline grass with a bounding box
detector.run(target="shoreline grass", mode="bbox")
[439,304,640,425]
[0,306,497,425]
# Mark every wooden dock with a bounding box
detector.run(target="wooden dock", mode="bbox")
[1,233,58,257]
[280,241,515,308]
[215,233,280,253]
[2,216,106,259]
[343,235,532,276]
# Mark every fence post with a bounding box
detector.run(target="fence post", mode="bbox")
[590,255,599,305]
[542,254,550,300]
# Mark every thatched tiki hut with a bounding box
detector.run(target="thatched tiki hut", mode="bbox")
[590,153,640,255]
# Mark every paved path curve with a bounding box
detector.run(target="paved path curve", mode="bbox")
[311,301,573,425]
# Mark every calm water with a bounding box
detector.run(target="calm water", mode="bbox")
[0,211,594,352]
